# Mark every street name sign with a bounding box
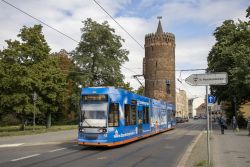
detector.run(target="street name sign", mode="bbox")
[185,72,228,86]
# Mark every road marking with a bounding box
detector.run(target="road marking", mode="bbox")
[49,147,67,152]
[97,156,107,160]
[11,154,40,162]
[0,143,24,148]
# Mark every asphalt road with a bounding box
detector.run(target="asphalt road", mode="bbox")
[0,120,206,167]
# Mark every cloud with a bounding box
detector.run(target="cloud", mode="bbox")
[0,0,249,96]
[161,0,248,24]
[176,36,215,69]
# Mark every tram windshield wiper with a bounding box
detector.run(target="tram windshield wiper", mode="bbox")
[81,111,92,127]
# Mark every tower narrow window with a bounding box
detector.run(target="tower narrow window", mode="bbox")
[166,80,170,94]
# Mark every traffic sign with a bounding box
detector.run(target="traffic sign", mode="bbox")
[208,95,215,104]
[185,72,228,86]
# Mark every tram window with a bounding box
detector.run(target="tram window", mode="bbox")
[108,103,119,127]
[131,105,137,125]
[125,104,131,126]
[167,110,171,121]
[131,100,137,105]
[143,106,149,124]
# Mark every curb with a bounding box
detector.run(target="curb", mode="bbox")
[177,130,204,167]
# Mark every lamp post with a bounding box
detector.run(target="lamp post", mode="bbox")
[233,96,237,117]
[33,92,37,132]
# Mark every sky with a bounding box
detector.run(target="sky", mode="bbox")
[0,0,249,99]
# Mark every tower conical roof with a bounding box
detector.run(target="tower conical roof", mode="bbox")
[156,20,163,34]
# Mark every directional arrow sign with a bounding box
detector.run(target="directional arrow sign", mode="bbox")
[185,72,228,86]
[208,95,215,104]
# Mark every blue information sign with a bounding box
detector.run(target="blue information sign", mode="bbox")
[208,95,215,104]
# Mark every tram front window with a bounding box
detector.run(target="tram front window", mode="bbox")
[80,103,108,127]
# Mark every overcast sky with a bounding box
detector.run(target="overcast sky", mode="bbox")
[0,0,249,99]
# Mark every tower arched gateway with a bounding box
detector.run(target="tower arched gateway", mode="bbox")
[143,17,176,105]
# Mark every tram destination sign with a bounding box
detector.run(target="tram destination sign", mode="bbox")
[185,72,228,86]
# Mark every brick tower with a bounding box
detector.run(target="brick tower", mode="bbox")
[143,17,176,105]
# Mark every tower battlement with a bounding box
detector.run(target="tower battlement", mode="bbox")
[145,32,175,46]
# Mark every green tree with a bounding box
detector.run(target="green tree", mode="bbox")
[0,25,66,129]
[55,49,78,123]
[207,6,250,119]
[135,86,144,96]
[31,56,66,128]
[72,18,129,87]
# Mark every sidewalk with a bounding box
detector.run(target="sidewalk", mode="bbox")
[212,128,250,167]
[185,124,250,167]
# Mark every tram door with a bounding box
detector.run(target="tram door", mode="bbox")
[137,108,143,135]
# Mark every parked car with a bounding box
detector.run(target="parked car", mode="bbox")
[176,117,185,123]
[202,116,207,119]
[194,116,199,120]
[176,117,181,123]
[183,117,189,122]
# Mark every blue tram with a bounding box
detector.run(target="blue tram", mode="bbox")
[78,87,176,147]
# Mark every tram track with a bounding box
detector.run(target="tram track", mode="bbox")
[98,123,202,167]
[0,121,206,167]
[2,146,106,167]
[93,122,205,167]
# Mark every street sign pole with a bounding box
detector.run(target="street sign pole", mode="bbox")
[210,106,213,134]
[206,86,210,166]
[185,72,228,167]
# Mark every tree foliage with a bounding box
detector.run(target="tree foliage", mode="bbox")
[135,86,144,96]
[0,25,66,128]
[55,50,78,123]
[72,18,129,87]
[0,18,131,128]
[207,6,250,116]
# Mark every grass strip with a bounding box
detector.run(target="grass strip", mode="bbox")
[0,125,77,137]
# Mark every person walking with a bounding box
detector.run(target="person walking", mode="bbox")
[219,116,226,134]
[232,116,237,131]
[247,116,250,136]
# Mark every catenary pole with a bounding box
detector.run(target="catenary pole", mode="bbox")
[206,86,211,166]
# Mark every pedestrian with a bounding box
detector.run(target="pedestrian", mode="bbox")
[232,116,237,131]
[247,116,250,136]
[219,116,226,134]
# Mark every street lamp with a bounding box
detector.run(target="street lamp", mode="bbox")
[33,92,37,132]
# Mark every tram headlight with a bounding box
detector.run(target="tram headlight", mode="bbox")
[98,128,107,133]
[79,127,85,132]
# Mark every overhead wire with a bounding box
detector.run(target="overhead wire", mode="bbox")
[60,69,133,79]
[91,0,208,96]
[92,0,144,50]
[1,0,79,44]
[91,0,144,76]
[1,0,141,76]
[1,0,208,84]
